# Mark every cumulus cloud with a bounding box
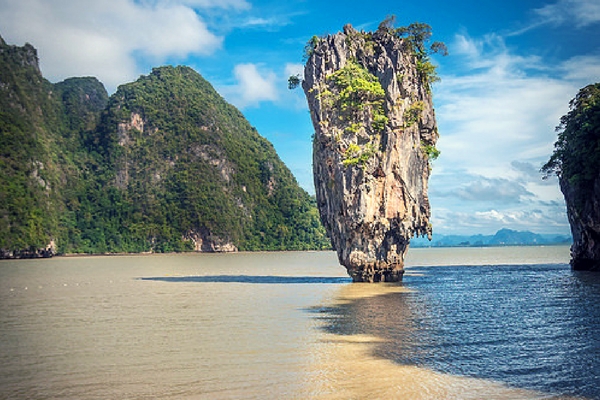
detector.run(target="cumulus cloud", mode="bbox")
[0,0,241,92]
[435,33,596,179]
[219,62,310,110]
[511,161,558,187]
[427,29,600,234]
[432,206,569,236]
[559,55,600,82]
[224,63,279,108]
[438,177,534,203]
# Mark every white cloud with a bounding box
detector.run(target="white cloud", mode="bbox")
[431,207,569,236]
[218,62,311,110]
[285,63,304,79]
[509,0,600,35]
[239,16,291,29]
[224,63,279,108]
[435,33,596,179]
[0,0,231,92]
[428,31,599,235]
[559,55,600,81]
[534,0,600,28]
[436,177,534,203]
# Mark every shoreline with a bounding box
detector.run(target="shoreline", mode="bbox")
[0,244,572,262]
[0,248,336,260]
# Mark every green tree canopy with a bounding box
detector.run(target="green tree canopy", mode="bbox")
[542,83,600,186]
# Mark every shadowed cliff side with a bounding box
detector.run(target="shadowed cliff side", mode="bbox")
[543,83,600,270]
[0,35,109,257]
[300,20,444,282]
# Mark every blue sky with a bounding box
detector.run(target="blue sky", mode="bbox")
[1,0,599,235]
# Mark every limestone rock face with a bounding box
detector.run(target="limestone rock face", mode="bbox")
[543,83,600,270]
[185,229,238,253]
[302,24,438,282]
[561,176,600,270]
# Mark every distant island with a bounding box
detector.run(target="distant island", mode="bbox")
[411,228,571,248]
[0,36,330,257]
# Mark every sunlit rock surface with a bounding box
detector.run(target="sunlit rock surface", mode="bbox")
[302,24,439,282]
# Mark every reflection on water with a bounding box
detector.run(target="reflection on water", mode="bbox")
[314,263,600,399]
[304,282,571,400]
[2,246,595,399]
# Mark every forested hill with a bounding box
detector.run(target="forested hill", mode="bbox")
[0,37,330,256]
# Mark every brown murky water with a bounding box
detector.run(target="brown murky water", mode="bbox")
[0,247,583,399]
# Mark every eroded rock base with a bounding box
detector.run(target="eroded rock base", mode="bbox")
[560,177,600,271]
[347,266,404,283]
[571,257,600,271]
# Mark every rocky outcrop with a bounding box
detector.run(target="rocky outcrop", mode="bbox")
[302,23,439,282]
[0,35,41,75]
[560,177,600,270]
[543,83,600,270]
[185,229,238,253]
[0,241,56,259]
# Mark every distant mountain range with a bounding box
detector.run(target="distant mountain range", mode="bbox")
[411,228,571,248]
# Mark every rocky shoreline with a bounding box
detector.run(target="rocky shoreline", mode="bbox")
[0,248,55,259]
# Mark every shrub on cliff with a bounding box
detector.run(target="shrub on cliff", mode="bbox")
[542,83,600,189]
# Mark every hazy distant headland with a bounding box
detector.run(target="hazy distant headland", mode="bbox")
[411,228,571,248]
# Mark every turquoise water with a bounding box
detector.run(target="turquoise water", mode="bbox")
[318,262,600,398]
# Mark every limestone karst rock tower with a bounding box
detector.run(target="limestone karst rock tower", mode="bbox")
[301,22,442,282]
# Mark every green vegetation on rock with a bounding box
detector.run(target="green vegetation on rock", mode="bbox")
[420,141,440,160]
[378,18,447,92]
[543,83,600,187]
[342,142,377,167]
[0,38,330,255]
[395,22,447,91]
[542,83,600,270]
[0,38,106,253]
[325,60,387,124]
[303,35,321,62]
[319,60,387,169]
[404,101,425,127]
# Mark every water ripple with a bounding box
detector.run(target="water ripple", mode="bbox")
[140,275,351,284]
[316,263,600,399]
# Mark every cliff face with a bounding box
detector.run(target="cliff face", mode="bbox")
[543,83,600,271]
[560,174,600,270]
[303,24,438,282]
[0,36,109,256]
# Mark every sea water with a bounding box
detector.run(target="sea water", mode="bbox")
[1,246,598,399]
